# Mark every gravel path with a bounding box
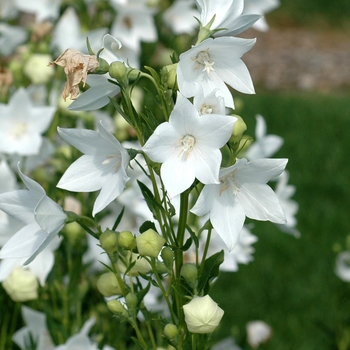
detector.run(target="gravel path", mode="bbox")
[241,27,350,91]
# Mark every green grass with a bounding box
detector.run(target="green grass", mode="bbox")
[263,0,350,30]
[211,90,350,349]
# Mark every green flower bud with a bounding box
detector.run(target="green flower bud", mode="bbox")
[230,115,247,143]
[126,293,138,309]
[238,135,253,154]
[107,300,128,317]
[96,57,109,74]
[161,63,178,89]
[97,272,123,297]
[109,61,128,83]
[161,247,174,270]
[180,263,198,289]
[118,230,136,251]
[136,229,166,258]
[100,230,118,255]
[164,323,179,343]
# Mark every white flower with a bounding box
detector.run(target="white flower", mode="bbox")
[183,295,224,334]
[142,93,236,198]
[246,320,272,349]
[12,306,55,350]
[0,88,55,156]
[163,0,198,35]
[110,0,157,52]
[14,0,61,21]
[177,37,256,109]
[245,114,284,160]
[335,251,350,282]
[195,0,261,36]
[0,164,66,265]
[193,85,226,116]
[68,34,123,111]
[57,122,130,216]
[243,0,280,32]
[51,7,107,54]
[0,23,28,57]
[274,170,300,237]
[191,158,287,251]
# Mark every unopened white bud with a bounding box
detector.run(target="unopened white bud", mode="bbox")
[183,295,224,334]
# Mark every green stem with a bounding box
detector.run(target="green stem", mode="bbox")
[130,318,148,349]
[174,189,190,341]
[198,227,212,278]
[192,333,197,350]
[149,258,177,324]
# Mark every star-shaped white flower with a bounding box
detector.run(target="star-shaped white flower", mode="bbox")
[193,84,226,116]
[142,93,236,198]
[195,0,261,36]
[191,158,287,251]
[14,0,61,21]
[57,122,130,216]
[0,88,55,156]
[245,114,284,160]
[110,0,157,52]
[177,37,256,109]
[0,164,66,265]
[163,0,198,35]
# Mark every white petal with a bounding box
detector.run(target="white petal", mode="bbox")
[238,183,286,224]
[191,184,218,216]
[57,155,111,192]
[210,189,246,251]
[34,196,66,234]
[0,222,46,259]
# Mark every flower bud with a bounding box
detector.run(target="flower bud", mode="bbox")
[96,57,109,74]
[164,323,179,341]
[125,292,138,317]
[161,247,174,270]
[2,267,39,302]
[183,295,224,334]
[180,263,198,289]
[230,115,247,143]
[107,299,128,317]
[109,61,128,83]
[97,272,122,297]
[100,230,118,255]
[246,321,272,349]
[136,229,166,258]
[161,63,178,89]
[24,53,55,84]
[117,252,151,276]
[118,230,136,251]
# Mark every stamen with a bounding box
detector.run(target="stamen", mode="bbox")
[192,49,215,76]
[178,135,196,160]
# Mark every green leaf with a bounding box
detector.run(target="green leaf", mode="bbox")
[139,220,157,234]
[181,237,193,251]
[198,250,224,294]
[86,37,95,55]
[186,225,199,249]
[112,207,125,231]
[108,97,132,125]
[137,180,164,217]
[144,65,161,85]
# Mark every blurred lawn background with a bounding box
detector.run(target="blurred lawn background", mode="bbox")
[211,1,350,349]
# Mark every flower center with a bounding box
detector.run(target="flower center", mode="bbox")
[178,135,195,160]
[200,103,213,115]
[11,122,28,139]
[193,49,215,76]
[219,171,240,195]
[102,155,122,173]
